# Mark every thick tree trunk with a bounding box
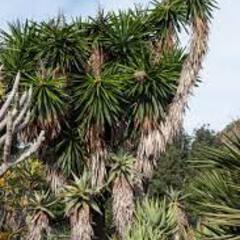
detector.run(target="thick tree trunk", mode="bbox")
[136,17,210,191]
[27,212,50,240]
[112,176,134,239]
[89,147,107,187]
[87,127,107,188]
[159,18,209,149]
[70,205,93,240]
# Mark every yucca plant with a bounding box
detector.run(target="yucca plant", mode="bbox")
[188,133,240,239]
[0,20,37,85]
[55,127,85,177]
[27,191,57,240]
[108,152,135,239]
[21,68,69,194]
[23,68,67,141]
[131,0,217,191]
[62,171,101,240]
[122,47,184,181]
[158,0,217,152]
[103,10,149,63]
[84,10,110,41]
[74,66,124,187]
[150,0,187,54]
[35,16,87,73]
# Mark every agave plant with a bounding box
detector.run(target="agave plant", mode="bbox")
[126,197,176,240]
[126,190,194,240]
[27,191,57,240]
[62,171,101,240]
[166,189,194,240]
[108,152,135,239]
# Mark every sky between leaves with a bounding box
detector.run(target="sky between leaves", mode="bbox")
[0,0,239,133]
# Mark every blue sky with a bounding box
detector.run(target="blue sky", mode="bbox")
[0,0,239,133]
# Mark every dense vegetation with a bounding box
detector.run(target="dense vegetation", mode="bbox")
[2,0,239,239]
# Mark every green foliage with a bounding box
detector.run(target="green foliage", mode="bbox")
[186,0,218,21]
[55,128,85,177]
[0,20,37,84]
[191,124,218,156]
[188,133,240,239]
[151,0,187,36]
[28,191,57,218]
[0,159,47,209]
[25,69,68,139]
[35,16,87,72]
[62,171,101,216]
[108,152,135,184]
[126,190,190,240]
[73,68,124,130]
[126,198,175,240]
[103,10,149,62]
[123,48,184,127]
[150,130,191,195]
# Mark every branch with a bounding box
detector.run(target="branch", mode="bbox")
[0,130,45,177]
[3,112,13,163]
[0,90,28,131]
[13,86,32,129]
[159,17,209,148]
[0,72,20,121]
[0,88,32,145]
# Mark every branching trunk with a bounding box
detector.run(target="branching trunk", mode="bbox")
[159,17,209,147]
[86,46,108,188]
[136,16,209,186]
[70,205,93,240]
[0,70,45,177]
[112,176,134,239]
